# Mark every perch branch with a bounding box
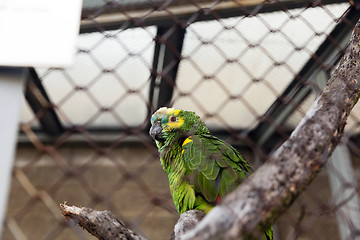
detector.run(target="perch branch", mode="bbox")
[172,210,205,240]
[60,203,203,240]
[60,203,146,240]
[183,20,360,240]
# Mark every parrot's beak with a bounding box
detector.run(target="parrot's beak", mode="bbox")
[149,122,163,141]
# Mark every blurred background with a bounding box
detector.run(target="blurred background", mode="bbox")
[2,0,360,239]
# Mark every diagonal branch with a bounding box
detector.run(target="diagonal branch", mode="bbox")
[183,20,360,240]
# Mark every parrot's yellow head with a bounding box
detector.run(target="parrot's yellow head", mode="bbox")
[149,107,209,143]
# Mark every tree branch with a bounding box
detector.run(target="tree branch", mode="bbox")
[60,203,204,240]
[60,203,146,240]
[183,21,360,240]
[172,210,205,240]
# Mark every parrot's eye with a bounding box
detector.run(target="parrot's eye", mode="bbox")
[170,116,177,122]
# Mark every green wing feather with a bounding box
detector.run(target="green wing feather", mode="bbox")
[182,134,251,203]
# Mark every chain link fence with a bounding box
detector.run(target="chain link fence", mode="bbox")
[2,0,360,239]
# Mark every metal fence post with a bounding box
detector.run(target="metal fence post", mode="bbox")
[0,67,26,237]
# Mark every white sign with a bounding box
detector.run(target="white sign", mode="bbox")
[0,0,82,67]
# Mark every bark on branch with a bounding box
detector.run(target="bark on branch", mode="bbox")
[172,210,205,240]
[182,20,360,240]
[60,203,146,240]
[60,203,204,240]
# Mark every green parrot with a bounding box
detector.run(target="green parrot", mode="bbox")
[149,107,273,239]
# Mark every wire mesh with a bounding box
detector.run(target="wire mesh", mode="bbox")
[2,0,360,239]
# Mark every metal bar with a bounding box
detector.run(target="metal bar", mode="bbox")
[80,0,349,33]
[0,67,26,237]
[24,68,64,136]
[16,128,254,147]
[148,25,186,111]
[327,143,360,240]
[148,27,163,115]
[250,6,360,150]
[156,26,185,108]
